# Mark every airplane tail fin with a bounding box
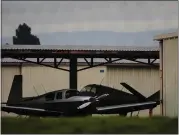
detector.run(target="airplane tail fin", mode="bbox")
[147,90,160,101]
[7,75,22,105]
[120,82,160,102]
[120,82,147,101]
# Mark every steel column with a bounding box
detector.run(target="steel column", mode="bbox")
[69,57,77,89]
[159,40,164,116]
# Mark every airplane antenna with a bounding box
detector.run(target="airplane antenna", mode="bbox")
[100,77,105,85]
[79,85,83,91]
[121,86,124,91]
[33,86,39,96]
[41,84,47,93]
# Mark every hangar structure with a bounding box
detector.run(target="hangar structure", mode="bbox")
[1,45,160,116]
[2,45,159,89]
[154,32,178,117]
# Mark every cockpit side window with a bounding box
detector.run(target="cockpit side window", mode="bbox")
[81,85,96,94]
[65,90,79,99]
[91,87,96,94]
[56,92,63,99]
[45,93,55,101]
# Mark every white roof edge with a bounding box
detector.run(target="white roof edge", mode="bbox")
[1,45,159,51]
[154,31,178,41]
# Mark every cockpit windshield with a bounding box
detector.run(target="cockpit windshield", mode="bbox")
[81,85,96,94]
[65,90,80,98]
[81,86,92,92]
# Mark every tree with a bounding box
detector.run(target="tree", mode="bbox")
[13,23,40,45]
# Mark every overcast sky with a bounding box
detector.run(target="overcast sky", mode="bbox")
[2,1,178,45]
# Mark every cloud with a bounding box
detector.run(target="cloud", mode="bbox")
[2,1,178,37]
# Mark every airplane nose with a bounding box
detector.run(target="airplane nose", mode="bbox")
[89,97,96,102]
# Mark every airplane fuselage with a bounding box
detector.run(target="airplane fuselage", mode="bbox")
[6,88,147,116]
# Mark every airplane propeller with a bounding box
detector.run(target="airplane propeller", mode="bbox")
[77,94,109,110]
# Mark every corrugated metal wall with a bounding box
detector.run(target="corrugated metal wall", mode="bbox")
[1,65,106,116]
[1,66,21,116]
[1,64,160,117]
[78,66,107,90]
[106,66,160,116]
[2,65,106,98]
[162,38,178,117]
[21,65,69,97]
[1,66,21,102]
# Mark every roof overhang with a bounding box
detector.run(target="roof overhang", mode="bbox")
[154,32,178,41]
[1,45,159,59]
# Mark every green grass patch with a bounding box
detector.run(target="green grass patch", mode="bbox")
[1,116,178,134]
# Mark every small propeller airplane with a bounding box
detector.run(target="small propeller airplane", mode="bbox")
[1,75,161,117]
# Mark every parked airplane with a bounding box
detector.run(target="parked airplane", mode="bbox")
[1,75,160,117]
[80,83,160,116]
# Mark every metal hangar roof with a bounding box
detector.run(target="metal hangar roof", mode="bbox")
[1,45,159,59]
[2,45,159,51]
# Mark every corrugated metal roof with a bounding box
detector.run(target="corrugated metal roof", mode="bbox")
[2,45,159,51]
[154,32,178,41]
[1,58,159,64]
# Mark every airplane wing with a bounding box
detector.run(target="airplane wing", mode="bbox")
[96,101,160,114]
[1,105,63,117]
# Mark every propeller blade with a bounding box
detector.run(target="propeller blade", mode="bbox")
[77,102,91,109]
[77,94,109,110]
[96,94,109,100]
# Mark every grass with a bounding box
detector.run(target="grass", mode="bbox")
[1,116,178,134]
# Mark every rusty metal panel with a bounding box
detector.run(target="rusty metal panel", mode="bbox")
[107,66,160,116]
[162,38,178,117]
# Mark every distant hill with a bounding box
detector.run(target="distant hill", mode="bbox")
[2,28,176,46]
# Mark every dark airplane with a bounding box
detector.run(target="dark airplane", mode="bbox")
[1,75,160,117]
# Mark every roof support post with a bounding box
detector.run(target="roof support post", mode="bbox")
[69,56,77,89]
[159,40,164,116]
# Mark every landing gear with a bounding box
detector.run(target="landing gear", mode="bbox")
[130,111,140,117]
[149,109,153,117]
[130,112,133,117]
[136,111,139,117]
[119,112,127,117]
